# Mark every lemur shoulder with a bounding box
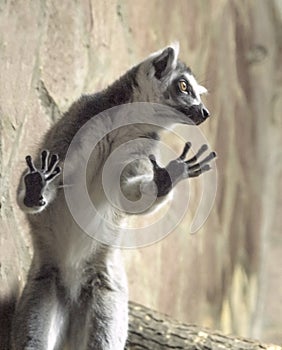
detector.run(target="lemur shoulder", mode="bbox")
[12,43,216,350]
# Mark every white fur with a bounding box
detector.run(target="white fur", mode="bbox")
[185,72,207,105]
[47,305,64,350]
[169,41,180,69]
[198,85,207,94]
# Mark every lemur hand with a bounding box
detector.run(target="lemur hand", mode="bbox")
[149,142,216,197]
[23,150,61,208]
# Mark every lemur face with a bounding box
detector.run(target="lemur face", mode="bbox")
[163,64,209,125]
[137,44,210,126]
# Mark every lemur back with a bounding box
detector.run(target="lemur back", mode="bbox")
[13,44,215,350]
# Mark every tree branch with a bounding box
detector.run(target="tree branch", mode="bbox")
[126,302,281,350]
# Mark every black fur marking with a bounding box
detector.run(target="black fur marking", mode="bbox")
[153,47,174,79]
[172,74,196,99]
[179,79,196,98]
[174,104,205,125]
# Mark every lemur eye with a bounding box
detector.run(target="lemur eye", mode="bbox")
[178,80,188,93]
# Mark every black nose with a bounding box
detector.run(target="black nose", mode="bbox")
[201,107,210,119]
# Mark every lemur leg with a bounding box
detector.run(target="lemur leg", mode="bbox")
[149,142,216,197]
[12,264,68,350]
[17,150,61,214]
[68,254,128,350]
[86,278,128,350]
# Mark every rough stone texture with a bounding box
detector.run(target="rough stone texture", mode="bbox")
[0,0,281,345]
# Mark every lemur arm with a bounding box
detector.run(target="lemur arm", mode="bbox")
[17,150,61,214]
[120,142,216,214]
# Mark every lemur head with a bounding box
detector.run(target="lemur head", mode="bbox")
[133,43,209,125]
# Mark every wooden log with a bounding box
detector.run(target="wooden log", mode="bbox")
[126,302,281,350]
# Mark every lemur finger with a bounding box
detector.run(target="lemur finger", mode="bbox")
[199,151,216,165]
[25,155,36,172]
[149,154,160,169]
[46,166,61,181]
[187,151,216,170]
[178,142,191,161]
[188,164,211,178]
[47,154,59,174]
[41,150,49,171]
[185,144,208,165]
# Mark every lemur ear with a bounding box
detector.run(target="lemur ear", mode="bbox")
[153,44,179,79]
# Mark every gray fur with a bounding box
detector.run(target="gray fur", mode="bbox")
[13,44,212,350]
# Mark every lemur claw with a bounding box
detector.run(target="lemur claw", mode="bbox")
[23,150,61,208]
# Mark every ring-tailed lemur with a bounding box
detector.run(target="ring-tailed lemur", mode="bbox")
[13,43,216,350]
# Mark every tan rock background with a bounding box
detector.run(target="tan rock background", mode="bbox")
[0,0,281,345]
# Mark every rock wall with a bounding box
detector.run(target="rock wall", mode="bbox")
[0,0,281,344]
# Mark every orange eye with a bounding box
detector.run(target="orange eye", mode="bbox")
[179,80,187,92]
